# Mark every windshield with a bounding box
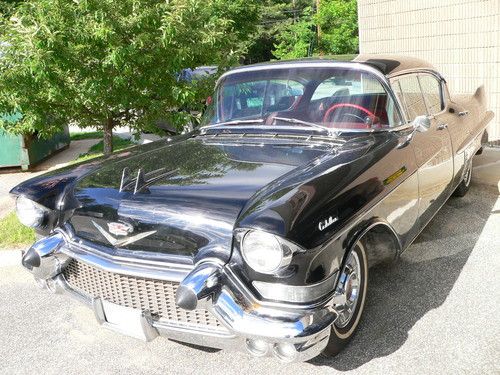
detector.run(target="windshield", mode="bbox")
[201,66,403,132]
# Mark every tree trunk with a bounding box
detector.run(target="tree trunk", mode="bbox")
[103,117,114,155]
[316,0,321,51]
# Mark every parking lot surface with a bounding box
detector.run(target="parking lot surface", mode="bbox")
[0,185,499,375]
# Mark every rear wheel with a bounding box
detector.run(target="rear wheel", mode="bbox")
[454,162,472,197]
[322,241,368,357]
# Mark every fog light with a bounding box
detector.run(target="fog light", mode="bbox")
[272,342,298,362]
[245,339,269,357]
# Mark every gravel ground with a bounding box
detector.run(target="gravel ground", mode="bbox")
[0,185,499,375]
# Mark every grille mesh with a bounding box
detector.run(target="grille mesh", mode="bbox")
[63,259,223,329]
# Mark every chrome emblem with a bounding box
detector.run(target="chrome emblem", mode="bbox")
[92,220,156,247]
[318,216,338,231]
[107,222,134,236]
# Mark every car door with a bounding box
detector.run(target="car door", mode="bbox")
[437,80,478,188]
[391,73,454,228]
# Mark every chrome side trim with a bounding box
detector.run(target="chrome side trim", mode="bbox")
[252,270,339,303]
[58,233,191,283]
[62,225,194,267]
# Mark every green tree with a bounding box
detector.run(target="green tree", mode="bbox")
[0,0,258,155]
[245,0,310,64]
[316,0,358,55]
[272,0,358,60]
[0,0,23,20]
[272,8,315,60]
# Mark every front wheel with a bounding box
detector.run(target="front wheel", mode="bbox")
[322,241,369,357]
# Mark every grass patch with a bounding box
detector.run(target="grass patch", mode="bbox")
[75,136,135,163]
[70,131,103,141]
[0,212,36,249]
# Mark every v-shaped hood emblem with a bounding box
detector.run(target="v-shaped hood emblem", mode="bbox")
[91,221,156,247]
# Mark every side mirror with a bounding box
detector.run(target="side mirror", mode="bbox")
[412,115,431,133]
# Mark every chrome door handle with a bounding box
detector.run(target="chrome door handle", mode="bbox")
[458,111,469,117]
[437,123,448,130]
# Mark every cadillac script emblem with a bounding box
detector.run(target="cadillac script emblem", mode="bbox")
[318,216,338,231]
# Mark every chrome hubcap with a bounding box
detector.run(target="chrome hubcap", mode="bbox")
[334,249,362,328]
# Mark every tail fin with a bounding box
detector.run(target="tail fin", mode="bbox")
[473,85,486,106]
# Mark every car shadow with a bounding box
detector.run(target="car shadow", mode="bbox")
[311,185,498,371]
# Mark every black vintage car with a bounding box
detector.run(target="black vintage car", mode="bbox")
[13,55,493,362]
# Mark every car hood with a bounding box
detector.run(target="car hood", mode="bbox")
[67,136,336,263]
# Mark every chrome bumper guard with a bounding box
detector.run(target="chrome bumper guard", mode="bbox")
[22,232,338,362]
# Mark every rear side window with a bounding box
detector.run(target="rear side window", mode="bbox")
[418,74,443,115]
[394,75,427,121]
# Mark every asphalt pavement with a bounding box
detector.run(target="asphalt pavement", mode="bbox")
[0,184,499,375]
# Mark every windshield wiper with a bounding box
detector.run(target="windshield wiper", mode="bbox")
[272,117,336,135]
[199,119,264,131]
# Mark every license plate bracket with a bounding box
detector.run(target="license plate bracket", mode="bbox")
[92,298,158,341]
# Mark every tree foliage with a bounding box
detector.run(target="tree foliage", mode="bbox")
[316,0,358,55]
[272,0,358,60]
[272,7,315,60]
[0,0,359,156]
[0,0,258,153]
[244,0,311,64]
[0,0,23,20]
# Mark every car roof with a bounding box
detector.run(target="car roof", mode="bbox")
[227,54,437,78]
[352,54,437,76]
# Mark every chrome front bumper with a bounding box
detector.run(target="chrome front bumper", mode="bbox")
[21,232,338,362]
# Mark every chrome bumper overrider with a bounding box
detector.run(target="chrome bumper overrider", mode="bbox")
[22,232,338,362]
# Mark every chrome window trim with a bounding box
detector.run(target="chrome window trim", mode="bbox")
[390,70,448,123]
[417,72,446,114]
[214,61,407,132]
[201,123,414,135]
[387,67,445,82]
[390,73,428,122]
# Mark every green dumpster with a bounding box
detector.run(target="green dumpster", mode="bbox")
[0,113,70,170]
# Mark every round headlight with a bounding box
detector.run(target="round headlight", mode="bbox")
[241,230,284,274]
[15,196,46,228]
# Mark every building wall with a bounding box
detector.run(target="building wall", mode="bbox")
[358,0,500,140]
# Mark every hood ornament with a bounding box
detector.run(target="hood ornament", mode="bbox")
[92,220,156,247]
[107,221,134,236]
[119,167,179,194]
[119,168,148,194]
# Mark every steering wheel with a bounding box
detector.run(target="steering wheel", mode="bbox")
[323,103,376,124]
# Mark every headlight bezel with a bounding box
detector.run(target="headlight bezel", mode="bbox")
[15,196,48,228]
[237,229,302,275]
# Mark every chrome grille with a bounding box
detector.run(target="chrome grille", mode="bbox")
[63,259,223,329]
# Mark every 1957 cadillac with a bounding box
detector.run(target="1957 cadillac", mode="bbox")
[13,55,493,362]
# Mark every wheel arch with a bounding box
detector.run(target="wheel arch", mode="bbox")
[337,218,402,285]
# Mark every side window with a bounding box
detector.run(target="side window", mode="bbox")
[418,74,443,115]
[392,80,408,120]
[396,75,427,121]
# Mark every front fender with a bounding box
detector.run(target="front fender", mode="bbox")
[338,218,401,282]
